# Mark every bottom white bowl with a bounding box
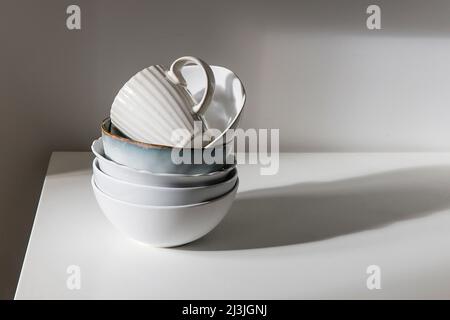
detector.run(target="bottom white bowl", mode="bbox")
[91,177,238,247]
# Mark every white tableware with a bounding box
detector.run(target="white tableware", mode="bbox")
[93,158,238,206]
[110,56,215,147]
[92,176,239,247]
[182,65,246,147]
[91,138,236,187]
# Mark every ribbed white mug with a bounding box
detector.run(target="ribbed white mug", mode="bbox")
[110,56,215,147]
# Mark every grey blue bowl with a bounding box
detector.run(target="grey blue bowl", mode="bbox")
[101,118,235,174]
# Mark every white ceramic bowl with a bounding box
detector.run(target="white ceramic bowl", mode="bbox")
[93,158,238,206]
[91,138,236,187]
[92,176,239,247]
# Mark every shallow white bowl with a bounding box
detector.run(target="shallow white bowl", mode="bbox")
[93,158,238,206]
[92,176,238,247]
[92,138,236,187]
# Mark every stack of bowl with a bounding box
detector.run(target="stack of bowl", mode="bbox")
[91,64,245,247]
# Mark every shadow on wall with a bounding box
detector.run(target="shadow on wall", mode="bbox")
[181,165,450,251]
[3,0,450,300]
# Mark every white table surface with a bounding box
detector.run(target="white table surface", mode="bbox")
[15,152,450,299]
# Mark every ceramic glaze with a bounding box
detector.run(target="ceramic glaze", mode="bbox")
[91,138,236,187]
[111,56,215,147]
[92,177,239,247]
[101,118,235,174]
[93,158,238,206]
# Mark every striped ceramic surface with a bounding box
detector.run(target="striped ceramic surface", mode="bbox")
[111,65,199,147]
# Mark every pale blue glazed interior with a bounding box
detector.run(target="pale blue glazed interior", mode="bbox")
[101,118,234,174]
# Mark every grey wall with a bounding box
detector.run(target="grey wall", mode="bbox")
[2,0,450,299]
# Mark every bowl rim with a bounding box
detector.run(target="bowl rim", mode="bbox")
[101,117,172,149]
[102,117,236,150]
[183,64,246,106]
[93,157,238,191]
[189,65,246,148]
[92,175,239,209]
[91,138,236,178]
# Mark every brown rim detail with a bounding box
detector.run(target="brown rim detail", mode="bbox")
[101,117,230,150]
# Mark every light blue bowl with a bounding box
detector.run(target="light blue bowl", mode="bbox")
[101,118,234,174]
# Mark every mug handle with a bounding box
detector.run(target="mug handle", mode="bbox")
[166,56,215,116]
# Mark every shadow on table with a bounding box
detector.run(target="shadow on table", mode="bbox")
[181,165,450,251]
